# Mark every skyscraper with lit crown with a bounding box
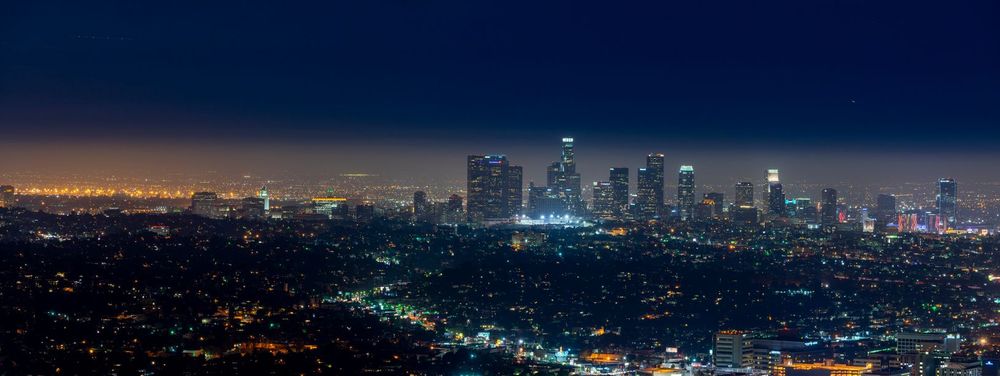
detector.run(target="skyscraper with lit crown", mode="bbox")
[766,169,786,217]
[677,165,695,220]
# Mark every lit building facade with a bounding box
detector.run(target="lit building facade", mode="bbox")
[636,153,664,220]
[677,165,695,221]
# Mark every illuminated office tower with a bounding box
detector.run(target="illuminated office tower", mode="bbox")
[735,182,754,208]
[191,191,221,219]
[592,181,616,219]
[550,137,582,215]
[508,165,523,216]
[937,178,957,229]
[704,192,724,218]
[766,169,786,217]
[636,153,665,219]
[467,155,522,223]
[677,165,695,221]
[821,188,838,226]
[258,185,270,212]
[731,182,757,227]
[714,331,753,368]
[0,185,14,208]
[876,194,896,229]
[609,167,629,218]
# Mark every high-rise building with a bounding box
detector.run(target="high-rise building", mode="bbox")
[876,194,896,229]
[821,188,838,226]
[695,198,716,221]
[413,191,430,222]
[714,331,753,368]
[704,192,724,218]
[766,169,786,217]
[0,185,14,208]
[592,181,616,219]
[191,192,221,219]
[636,153,664,219]
[258,185,270,212]
[508,166,523,216]
[735,182,754,208]
[677,165,695,221]
[467,155,522,223]
[609,167,629,218]
[937,178,957,230]
[549,138,582,215]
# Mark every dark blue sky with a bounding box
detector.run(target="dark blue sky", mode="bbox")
[1,1,999,182]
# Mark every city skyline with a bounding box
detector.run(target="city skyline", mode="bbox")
[3,2,1000,374]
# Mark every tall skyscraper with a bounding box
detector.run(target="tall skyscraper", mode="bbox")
[766,169,786,217]
[821,188,838,226]
[636,153,664,219]
[592,181,615,219]
[549,138,582,215]
[609,167,629,218]
[734,182,754,208]
[258,185,270,212]
[467,155,522,223]
[677,165,695,221]
[937,178,957,230]
[508,166,524,216]
[0,185,14,208]
[876,193,896,229]
[413,191,429,221]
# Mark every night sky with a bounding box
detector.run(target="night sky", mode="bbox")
[2,1,998,183]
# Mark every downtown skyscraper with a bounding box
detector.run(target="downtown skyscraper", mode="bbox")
[545,138,583,216]
[636,153,664,220]
[766,169,786,217]
[609,167,629,218]
[734,182,754,208]
[937,178,957,230]
[821,188,838,226]
[591,181,616,219]
[467,155,523,223]
[677,165,695,221]
[876,193,896,229]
